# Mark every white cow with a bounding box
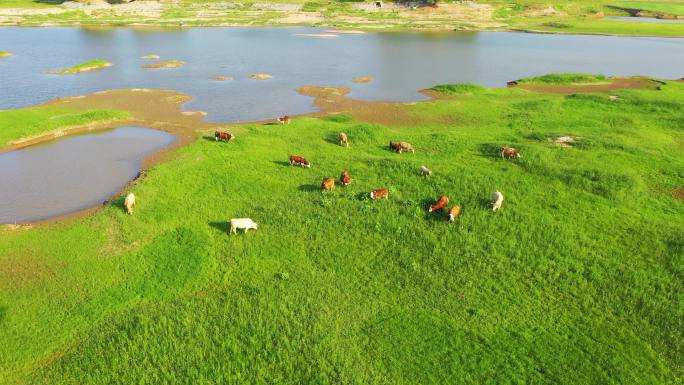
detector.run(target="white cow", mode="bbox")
[420,165,432,177]
[491,191,503,211]
[124,193,136,215]
[229,218,258,234]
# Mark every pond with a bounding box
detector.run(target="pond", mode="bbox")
[1,27,683,123]
[0,126,175,224]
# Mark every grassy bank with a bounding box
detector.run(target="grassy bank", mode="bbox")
[0,106,129,146]
[47,59,112,75]
[0,77,682,384]
[1,0,684,36]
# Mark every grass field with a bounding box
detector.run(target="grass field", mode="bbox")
[46,59,112,75]
[0,106,128,146]
[0,77,682,384]
[1,0,684,36]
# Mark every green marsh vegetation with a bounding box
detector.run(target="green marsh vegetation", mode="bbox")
[0,77,683,384]
[0,106,129,146]
[513,73,609,85]
[47,59,112,74]
[0,51,13,58]
[2,0,684,36]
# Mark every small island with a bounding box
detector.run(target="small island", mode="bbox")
[141,54,160,60]
[47,59,112,75]
[0,51,13,58]
[143,60,185,69]
[249,73,272,80]
[211,75,233,81]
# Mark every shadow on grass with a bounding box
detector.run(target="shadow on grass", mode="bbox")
[0,306,6,325]
[272,160,291,167]
[208,221,229,234]
[34,0,65,4]
[299,184,320,192]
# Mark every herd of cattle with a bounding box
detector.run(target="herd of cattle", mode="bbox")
[126,117,520,234]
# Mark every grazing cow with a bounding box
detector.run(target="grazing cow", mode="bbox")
[322,177,335,192]
[491,191,504,211]
[428,196,449,213]
[289,155,311,168]
[229,218,258,234]
[448,205,461,222]
[420,165,432,177]
[340,170,352,186]
[339,132,349,147]
[389,141,403,153]
[399,142,415,154]
[276,115,291,124]
[370,188,389,200]
[124,193,135,215]
[500,147,521,159]
[214,131,234,142]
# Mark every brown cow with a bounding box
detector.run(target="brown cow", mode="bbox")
[277,115,291,124]
[322,177,335,192]
[289,155,311,168]
[428,196,449,213]
[448,205,462,222]
[340,171,352,186]
[214,131,234,142]
[389,141,403,153]
[339,133,349,147]
[370,188,389,200]
[399,142,415,154]
[500,147,521,159]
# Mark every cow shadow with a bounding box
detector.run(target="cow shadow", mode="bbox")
[209,221,229,234]
[272,160,291,167]
[356,192,371,201]
[479,197,492,209]
[299,184,319,192]
[203,135,218,142]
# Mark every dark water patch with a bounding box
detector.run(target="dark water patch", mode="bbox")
[0,126,175,224]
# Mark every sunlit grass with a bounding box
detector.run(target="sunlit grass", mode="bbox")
[0,78,682,384]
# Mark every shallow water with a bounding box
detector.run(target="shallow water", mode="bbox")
[1,27,683,123]
[0,126,175,224]
[608,16,684,24]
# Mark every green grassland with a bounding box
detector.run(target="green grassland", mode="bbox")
[0,106,128,145]
[47,59,112,74]
[1,0,684,36]
[0,77,682,384]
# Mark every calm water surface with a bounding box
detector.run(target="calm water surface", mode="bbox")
[0,126,175,224]
[1,27,683,123]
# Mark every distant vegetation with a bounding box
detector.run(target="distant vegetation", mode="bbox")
[1,76,682,384]
[0,106,128,145]
[430,83,484,94]
[47,59,112,74]
[143,60,185,69]
[513,73,608,85]
[0,0,683,36]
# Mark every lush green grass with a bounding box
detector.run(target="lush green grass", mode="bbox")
[430,83,485,94]
[1,79,683,384]
[0,106,129,146]
[514,73,608,85]
[616,1,684,15]
[47,59,111,75]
